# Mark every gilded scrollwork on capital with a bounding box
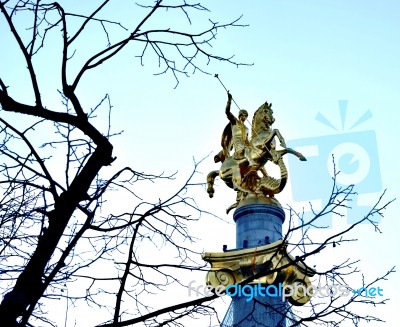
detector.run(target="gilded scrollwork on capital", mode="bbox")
[202,240,315,306]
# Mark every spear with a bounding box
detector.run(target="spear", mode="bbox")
[214,74,241,110]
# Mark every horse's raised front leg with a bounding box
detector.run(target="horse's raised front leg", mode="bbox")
[273,129,286,148]
[276,148,307,161]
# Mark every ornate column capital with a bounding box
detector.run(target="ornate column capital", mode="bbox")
[202,240,316,306]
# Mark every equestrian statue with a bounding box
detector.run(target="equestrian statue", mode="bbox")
[207,92,306,213]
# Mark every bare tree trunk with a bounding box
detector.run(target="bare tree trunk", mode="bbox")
[0,139,113,325]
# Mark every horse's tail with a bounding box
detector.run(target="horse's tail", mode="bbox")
[207,170,219,198]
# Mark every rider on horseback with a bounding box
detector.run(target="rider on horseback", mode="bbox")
[215,92,257,169]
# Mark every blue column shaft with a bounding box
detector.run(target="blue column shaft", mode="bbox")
[229,204,287,327]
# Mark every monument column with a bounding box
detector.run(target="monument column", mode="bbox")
[203,96,314,327]
[234,200,285,248]
[230,199,287,327]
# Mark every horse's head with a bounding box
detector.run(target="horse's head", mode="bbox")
[251,101,275,135]
[262,101,275,125]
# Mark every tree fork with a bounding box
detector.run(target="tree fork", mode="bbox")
[0,140,113,326]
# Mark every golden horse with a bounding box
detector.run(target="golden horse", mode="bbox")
[207,101,306,211]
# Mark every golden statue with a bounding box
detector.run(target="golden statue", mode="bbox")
[215,93,255,166]
[207,93,307,213]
